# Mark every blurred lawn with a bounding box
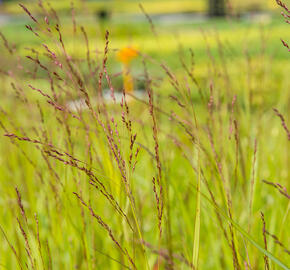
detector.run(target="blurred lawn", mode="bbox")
[0,0,282,15]
[0,2,289,122]
[0,10,289,75]
[1,9,289,111]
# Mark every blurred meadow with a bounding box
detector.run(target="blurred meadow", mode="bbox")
[0,0,289,269]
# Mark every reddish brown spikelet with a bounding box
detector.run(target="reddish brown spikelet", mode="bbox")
[0,226,24,269]
[19,4,38,23]
[281,39,290,51]
[262,180,290,199]
[208,82,214,114]
[44,16,49,25]
[34,213,44,265]
[26,55,48,71]
[152,177,163,235]
[142,240,194,268]
[43,147,132,229]
[98,30,110,98]
[280,12,290,24]
[229,95,237,139]
[25,25,39,37]
[169,95,185,108]
[265,230,290,255]
[80,26,92,72]
[160,63,180,91]
[46,240,52,270]
[276,0,290,51]
[29,84,52,100]
[47,2,59,23]
[42,44,62,68]
[248,139,258,233]
[145,62,164,240]
[17,218,35,269]
[273,108,290,140]
[71,1,77,35]
[73,192,136,269]
[131,146,141,172]
[139,3,158,38]
[227,198,241,270]
[54,24,84,89]
[207,127,225,183]
[46,100,81,120]
[260,212,270,270]
[276,0,290,13]
[0,31,13,54]
[15,187,28,224]
[4,133,47,146]
[147,84,162,184]
[281,11,290,18]
[104,66,116,102]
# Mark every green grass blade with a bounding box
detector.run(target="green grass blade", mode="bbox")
[198,188,290,270]
[192,146,201,269]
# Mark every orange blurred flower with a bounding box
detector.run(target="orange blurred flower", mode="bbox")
[117,47,138,64]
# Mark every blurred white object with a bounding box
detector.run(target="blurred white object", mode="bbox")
[66,89,146,112]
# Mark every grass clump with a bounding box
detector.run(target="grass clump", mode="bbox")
[0,1,289,269]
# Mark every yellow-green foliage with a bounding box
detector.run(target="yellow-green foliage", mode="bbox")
[0,2,289,270]
[1,0,280,15]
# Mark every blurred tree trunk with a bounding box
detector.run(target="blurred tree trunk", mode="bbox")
[208,0,226,17]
